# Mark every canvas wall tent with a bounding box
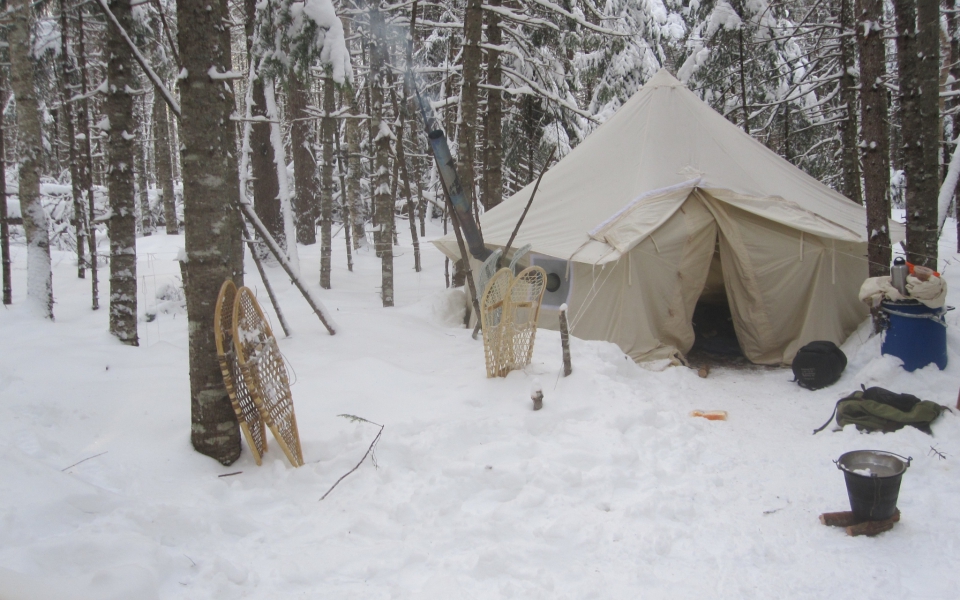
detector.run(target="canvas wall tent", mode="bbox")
[434,69,903,365]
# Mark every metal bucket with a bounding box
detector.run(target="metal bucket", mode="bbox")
[836,450,911,521]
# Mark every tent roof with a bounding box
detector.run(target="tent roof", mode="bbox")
[436,69,900,264]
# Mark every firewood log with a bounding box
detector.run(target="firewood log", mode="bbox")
[846,519,895,537]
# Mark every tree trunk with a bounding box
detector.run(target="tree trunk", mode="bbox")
[369,1,394,307]
[0,81,9,306]
[404,1,426,238]
[895,0,940,268]
[320,71,336,288]
[399,4,421,273]
[342,74,364,249]
[154,87,177,234]
[364,37,379,241]
[289,71,318,246]
[333,116,353,271]
[951,0,960,252]
[245,0,283,251]
[856,0,891,278]
[458,0,483,217]
[10,0,53,319]
[738,28,750,134]
[837,0,862,204]
[136,96,152,236]
[483,0,503,211]
[178,0,245,465]
[392,87,421,272]
[106,0,139,345]
[60,0,88,279]
[77,6,99,309]
[338,19,363,252]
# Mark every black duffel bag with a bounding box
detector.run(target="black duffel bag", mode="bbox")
[792,341,847,390]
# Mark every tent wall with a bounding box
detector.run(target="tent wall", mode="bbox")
[536,192,869,365]
[697,192,868,364]
[554,194,717,362]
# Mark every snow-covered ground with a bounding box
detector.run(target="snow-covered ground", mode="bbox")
[1,219,958,599]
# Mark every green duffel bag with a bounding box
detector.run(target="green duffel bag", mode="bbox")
[813,386,950,434]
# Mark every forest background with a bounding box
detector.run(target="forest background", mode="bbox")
[0,0,954,463]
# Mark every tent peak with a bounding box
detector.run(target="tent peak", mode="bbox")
[646,68,683,89]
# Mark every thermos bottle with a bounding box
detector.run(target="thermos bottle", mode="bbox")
[890,257,908,296]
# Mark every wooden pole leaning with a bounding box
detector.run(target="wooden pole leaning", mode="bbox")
[235,200,337,335]
[245,239,292,338]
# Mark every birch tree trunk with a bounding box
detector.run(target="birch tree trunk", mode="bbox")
[320,71,335,288]
[178,0,245,464]
[856,0,891,277]
[106,0,139,345]
[895,0,940,268]
[369,1,394,306]
[153,88,177,234]
[289,71,318,245]
[483,0,503,211]
[9,0,53,319]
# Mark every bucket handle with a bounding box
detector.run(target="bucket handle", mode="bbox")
[880,306,948,327]
[890,452,913,468]
[834,452,912,474]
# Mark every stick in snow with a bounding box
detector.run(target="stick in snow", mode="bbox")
[320,424,384,501]
[559,304,572,376]
[61,451,108,471]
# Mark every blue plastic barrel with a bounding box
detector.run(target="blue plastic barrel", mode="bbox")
[880,301,948,371]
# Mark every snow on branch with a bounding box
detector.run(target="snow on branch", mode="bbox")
[256,0,352,84]
[480,43,526,65]
[67,79,109,103]
[499,67,595,121]
[207,67,245,80]
[523,0,630,36]
[483,5,559,31]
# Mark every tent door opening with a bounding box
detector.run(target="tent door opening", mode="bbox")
[689,242,743,360]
